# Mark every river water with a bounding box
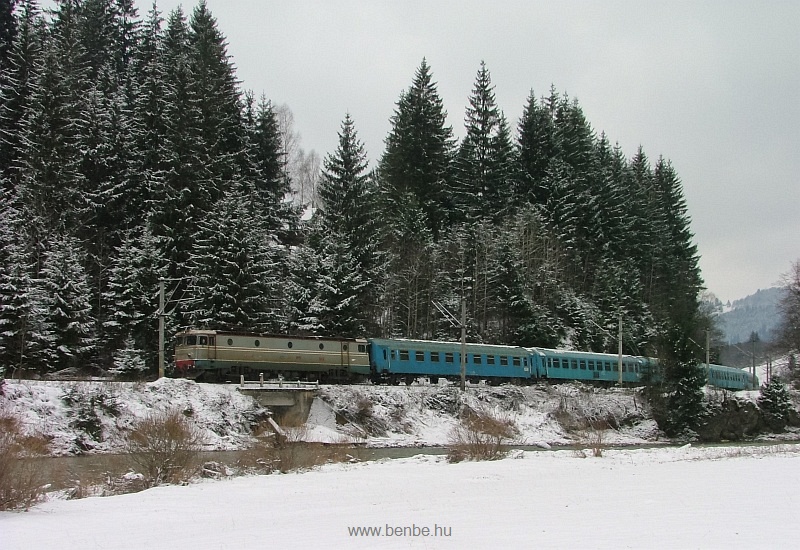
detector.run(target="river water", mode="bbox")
[32,439,800,493]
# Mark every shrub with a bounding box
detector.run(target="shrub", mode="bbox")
[758,378,794,430]
[124,409,204,486]
[0,409,50,510]
[447,406,517,462]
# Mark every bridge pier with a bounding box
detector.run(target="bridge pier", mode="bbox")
[237,381,319,426]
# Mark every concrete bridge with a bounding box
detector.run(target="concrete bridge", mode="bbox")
[236,377,319,425]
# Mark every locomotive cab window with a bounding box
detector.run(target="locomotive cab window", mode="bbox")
[199,336,207,345]
[175,337,184,346]
[358,344,366,353]
[208,337,215,346]
[186,336,197,345]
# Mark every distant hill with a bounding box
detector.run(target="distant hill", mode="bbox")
[717,287,785,345]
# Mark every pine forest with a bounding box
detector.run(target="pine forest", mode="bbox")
[0,0,706,380]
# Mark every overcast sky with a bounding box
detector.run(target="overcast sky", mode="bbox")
[148,0,799,303]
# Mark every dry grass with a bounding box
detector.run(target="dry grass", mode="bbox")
[123,409,205,487]
[447,406,517,462]
[0,409,51,510]
[581,424,605,457]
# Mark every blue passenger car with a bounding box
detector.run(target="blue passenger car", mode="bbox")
[529,348,648,384]
[706,363,758,390]
[368,338,532,385]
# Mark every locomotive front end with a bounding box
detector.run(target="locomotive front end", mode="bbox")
[173,330,217,379]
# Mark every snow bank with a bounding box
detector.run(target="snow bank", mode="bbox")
[0,379,268,455]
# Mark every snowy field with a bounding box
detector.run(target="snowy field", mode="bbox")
[2,444,799,549]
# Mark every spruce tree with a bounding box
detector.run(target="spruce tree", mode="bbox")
[103,224,164,372]
[37,233,96,373]
[758,377,793,430]
[110,335,147,378]
[187,189,284,332]
[302,229,370,337]
[651,156,702,326]
[378,58,455,240]
[658,323,707,438]
[316,113,380,331]
[453,61,516,225]
[317,113,377,265]
[0,0,15,71]
[516,89,556,205]
[0,198,50,376]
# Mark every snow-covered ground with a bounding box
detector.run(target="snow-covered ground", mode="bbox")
[3,444,799,549]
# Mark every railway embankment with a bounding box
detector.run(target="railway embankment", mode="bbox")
[2,377,799,457]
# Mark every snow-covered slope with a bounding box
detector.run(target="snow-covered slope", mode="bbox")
[1,378,661,456]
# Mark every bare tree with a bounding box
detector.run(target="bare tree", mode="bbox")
[777,260,800,353]
[275,103,301,183]
[293,149,321,208]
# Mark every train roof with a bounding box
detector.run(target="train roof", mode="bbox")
[176,328,367,343]
[528,347,645,362]
[368,337,528,354]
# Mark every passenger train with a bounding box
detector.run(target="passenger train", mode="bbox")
[173,329,758,390]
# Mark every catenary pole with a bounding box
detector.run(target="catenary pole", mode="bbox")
[618,314,623,385]
[158,278,165,379]
[460,299,466,392]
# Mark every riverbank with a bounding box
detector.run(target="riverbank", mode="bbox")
[2,377,799,458]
